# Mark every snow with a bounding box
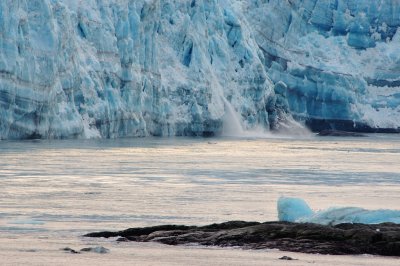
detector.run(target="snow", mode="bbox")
[278,197,400,225]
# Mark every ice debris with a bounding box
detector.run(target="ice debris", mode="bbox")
[278,197,400,225]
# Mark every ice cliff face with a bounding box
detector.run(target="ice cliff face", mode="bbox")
[0,0,279,139]
[246,0,400,132]
[0,0,399,139]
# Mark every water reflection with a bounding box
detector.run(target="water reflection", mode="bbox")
[0,135,399,235]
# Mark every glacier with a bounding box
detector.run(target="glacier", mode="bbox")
[278,197,400,225]
[246,0,400,132]
[0,0,399,139]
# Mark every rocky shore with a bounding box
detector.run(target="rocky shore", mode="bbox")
[85,221,400,256]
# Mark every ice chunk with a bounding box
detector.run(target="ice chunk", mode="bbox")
[278,197,400,225]
[277,197,314,222]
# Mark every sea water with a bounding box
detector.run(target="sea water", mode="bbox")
[0,135,399,265]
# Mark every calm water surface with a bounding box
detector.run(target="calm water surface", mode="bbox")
[0,135,399,239]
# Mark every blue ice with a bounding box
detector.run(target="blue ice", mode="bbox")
[278,197,400,225]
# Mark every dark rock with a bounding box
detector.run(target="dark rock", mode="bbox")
[85,221,400,256]
[279,256,296,260]
[62,247,80,254]
[80,246,109,254]
[18,249,37,253]
[317,129,366,137]
[303,117,400,133]
[84,224,195,238]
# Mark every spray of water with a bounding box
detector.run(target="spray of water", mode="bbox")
[222,98,244,137]
[221,97,312,139]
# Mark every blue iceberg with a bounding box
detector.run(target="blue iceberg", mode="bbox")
[278,197,400,225]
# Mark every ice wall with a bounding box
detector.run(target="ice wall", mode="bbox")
[0,0,282,139]
[246,0,400,132]
[1,0,399,139]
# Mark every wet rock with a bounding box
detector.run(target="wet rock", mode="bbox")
[19,249,37,253]
[279,256,296,260]
[85,221,400,256]
[61,247,80,254]
[80,246,109,254]
[317,130,366,137]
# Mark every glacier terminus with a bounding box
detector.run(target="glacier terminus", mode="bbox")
[1,0,400,139]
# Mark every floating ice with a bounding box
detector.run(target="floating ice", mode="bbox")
[278,197,400,225]
[277,197,314,222]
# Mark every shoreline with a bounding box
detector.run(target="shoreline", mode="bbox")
[85,221,400,257]
[1,236,399,266]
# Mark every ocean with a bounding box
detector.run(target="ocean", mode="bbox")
[0,134,399,265]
